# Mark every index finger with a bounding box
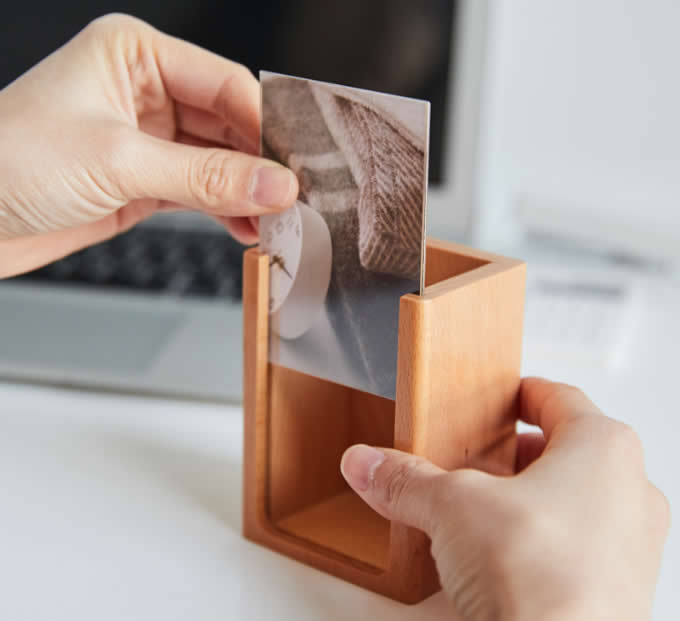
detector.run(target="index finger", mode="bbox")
[519,377,602,440]
[151,29,260,150]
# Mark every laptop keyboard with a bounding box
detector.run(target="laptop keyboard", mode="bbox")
[13,227,248,300]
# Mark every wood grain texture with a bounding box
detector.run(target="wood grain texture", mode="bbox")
[242,249,270,541]
[268,365,351,522]
[242,239,526,604]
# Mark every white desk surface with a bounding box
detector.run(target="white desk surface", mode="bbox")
[1,270,678,620]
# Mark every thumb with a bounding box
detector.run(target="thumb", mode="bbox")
[340,445,445,535]
[120,131,298,216]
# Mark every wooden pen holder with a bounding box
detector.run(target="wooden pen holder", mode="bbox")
[242,238,526,604]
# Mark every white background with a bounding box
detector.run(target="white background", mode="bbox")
[475,0,680,258]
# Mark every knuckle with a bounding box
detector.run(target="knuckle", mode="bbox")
[231,62,254,81]
[85,13,141,36]
[213,64,256,116]
[224,62,254,92]
[494,489,552,553]
[609,421,644,459]
[191,149,241,206]
[649,484,672,531]
[80,14,150,58]
[554,382,587,403]
[535,383,596,428]
[446,468,487,496]
[554,381,580,393]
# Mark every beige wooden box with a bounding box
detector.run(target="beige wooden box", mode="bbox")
[242,239,526,604]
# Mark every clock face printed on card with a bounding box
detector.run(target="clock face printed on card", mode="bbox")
[260,201,333,340]
[260,207,303,314]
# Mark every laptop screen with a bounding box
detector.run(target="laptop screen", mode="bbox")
[0,0,456,184]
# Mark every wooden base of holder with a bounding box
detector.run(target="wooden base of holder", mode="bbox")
[242,238,526,604]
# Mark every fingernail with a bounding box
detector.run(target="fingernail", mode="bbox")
[340,445,385,492]
[249,165,295,208]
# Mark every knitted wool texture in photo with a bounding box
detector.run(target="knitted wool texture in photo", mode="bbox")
[311,87,425,279]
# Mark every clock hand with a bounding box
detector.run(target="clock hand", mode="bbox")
[281,263,293,279]
[270,254,294,279]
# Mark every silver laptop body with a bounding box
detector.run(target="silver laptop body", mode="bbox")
[0,215,244,402]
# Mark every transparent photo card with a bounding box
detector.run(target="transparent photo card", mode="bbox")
[259,72,430,400]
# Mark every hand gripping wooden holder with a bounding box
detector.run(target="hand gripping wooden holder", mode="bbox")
[242,238,526,604]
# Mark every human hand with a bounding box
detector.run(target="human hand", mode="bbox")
[341,378,670,621]
[0,14,298,277]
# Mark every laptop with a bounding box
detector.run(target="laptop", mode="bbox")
[0,0,488,401]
